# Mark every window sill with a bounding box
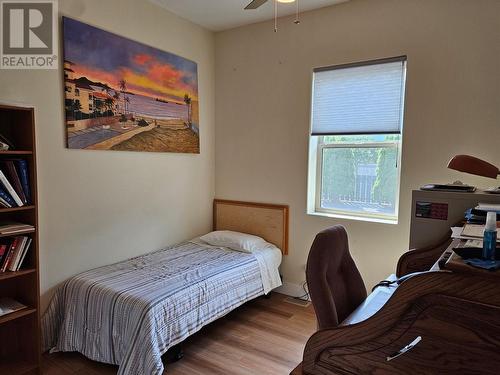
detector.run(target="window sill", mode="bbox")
[307,210,398,225]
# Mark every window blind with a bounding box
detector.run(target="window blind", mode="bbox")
[311,57,406,136]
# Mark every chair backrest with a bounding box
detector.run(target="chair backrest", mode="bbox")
[306,225,367,329]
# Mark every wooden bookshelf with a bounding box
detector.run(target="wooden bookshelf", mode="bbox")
[0,229,36,239]
[0,205,35,213]
[0,151,33,155]
[0,104,40,374]
[0,269,36,282]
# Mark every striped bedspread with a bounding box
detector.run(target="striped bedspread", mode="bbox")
[42,241,273,375]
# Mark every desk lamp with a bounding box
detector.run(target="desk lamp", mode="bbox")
[448,155,500,193]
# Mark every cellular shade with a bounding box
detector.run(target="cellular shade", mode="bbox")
[311,57,406,136]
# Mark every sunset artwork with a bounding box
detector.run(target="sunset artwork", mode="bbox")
[63,17,199,153]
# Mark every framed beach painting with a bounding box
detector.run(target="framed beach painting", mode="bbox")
[62,17,200,153]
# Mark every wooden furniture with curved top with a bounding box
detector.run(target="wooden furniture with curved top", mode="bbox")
[293,238,500,375]
[396,230,453,277]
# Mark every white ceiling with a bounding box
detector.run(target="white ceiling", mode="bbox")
[149,0,349,32]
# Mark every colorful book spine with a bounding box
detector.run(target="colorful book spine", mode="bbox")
[2,161,26,204]
[0,170,23,206]
[8,236,27,272]
[15,160,31,204]
[1,238,17,272]
[0,244,7,267]
[0,185,15,207]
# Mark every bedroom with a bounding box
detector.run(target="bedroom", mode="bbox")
[0,0,499,374]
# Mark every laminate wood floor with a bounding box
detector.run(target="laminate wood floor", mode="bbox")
[42,293,316,375]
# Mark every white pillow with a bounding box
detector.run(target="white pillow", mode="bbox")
[199,230,268,253]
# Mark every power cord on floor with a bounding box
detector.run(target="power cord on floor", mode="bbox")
[293,281,310,302]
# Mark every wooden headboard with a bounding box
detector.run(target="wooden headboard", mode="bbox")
[213,199,289,255]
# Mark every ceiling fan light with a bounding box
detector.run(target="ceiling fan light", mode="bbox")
[277,0,296,3]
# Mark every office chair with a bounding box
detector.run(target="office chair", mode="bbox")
[306,226,367,329]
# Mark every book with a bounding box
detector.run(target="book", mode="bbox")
[461,224,500,242]
[0,239,12,270]
[465,208,500,224]
[8,236,28,272]
[463,239,484,248]
[0,239,17,272]
[0,132,15,150]
[15,159,31,204]
[0,184,15,207]
[16,237,32,271]
[3,237,22,272]
[0,199,8,208]
[0,297,27,317]
[421,183,476,192]
[0,170,23,206]
[1,161,26,204]
[0,222,34,235]
[0,244,7,267]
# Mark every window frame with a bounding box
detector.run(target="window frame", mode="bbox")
[312,136,402,223]
[307,56,407,224]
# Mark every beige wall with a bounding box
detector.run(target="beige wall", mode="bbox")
[0,0,215,309]
[215,0,500,292]
[1,0,498,307]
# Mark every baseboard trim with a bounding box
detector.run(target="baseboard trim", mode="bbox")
[275,282,310,301]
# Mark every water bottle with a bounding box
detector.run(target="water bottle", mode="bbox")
[482,211,497,261]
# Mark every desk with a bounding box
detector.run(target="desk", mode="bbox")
[293,239,500,375]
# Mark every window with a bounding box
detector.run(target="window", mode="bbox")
[308,57,407,223]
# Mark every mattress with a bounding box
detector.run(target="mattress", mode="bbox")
[42,239,282,375]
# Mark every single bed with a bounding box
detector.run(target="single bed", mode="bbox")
[42,199,289,375]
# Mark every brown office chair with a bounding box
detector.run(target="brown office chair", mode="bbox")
[306,226,367,329]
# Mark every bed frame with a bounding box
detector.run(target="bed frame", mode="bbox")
[166,199,289,362]
[213,199,289,255]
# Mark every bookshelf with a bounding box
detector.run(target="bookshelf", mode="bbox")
[0,104,40,374]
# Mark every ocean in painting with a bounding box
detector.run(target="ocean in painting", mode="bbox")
[63,17,200,153]
[89,85,188,120]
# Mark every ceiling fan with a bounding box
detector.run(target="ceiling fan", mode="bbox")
[244,0,300,31]
[244,0,296,10]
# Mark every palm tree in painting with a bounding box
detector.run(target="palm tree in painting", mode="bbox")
[113,91,120,114]
[94,100,104,118]
[73,100,82,120]
[105,98,114,116]
[65,99,75,120]
[183,94,192,127]
[102,84,112,95]
[125,96,130,116]
[119,79,127,115]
